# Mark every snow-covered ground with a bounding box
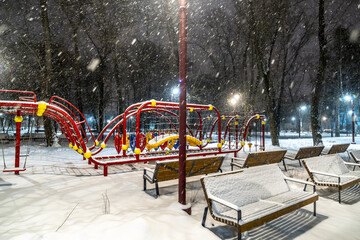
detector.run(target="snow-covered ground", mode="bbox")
[1,135,360,240]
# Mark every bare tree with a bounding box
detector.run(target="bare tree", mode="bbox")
[39,0,54,146]
[310,0,327,146]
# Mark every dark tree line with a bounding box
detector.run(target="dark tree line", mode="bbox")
[0,0,359,146]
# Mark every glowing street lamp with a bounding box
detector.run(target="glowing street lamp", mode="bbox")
[339,94,357,144]
[171,87,179,101]
[229,93,241,112]
[298,105,309,138]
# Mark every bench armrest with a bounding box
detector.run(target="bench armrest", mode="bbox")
[344,162,360,167]
[311,170,339,178]
[144,167,154,173]
[230,162,244,169]
[283,176,315,186]
[207,193,241,211]
[284,176,316,193]
[143,168,155,183]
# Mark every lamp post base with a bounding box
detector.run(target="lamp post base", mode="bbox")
[183,206,191,215]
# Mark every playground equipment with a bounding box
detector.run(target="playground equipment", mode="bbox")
[0,90,266,176]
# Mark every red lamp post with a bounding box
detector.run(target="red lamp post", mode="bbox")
[178,0,190,214]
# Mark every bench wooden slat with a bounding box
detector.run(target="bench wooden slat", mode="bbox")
[283,146,325,170]
[323,143,350,155]
[294,146,324,159]
[232,150,287,169]
[350,151,360,163]
[144,156,224,197]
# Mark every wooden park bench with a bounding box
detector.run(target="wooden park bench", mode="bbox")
[303,154,360,203]
[201,164,318,240]
[21,133,46,141]
[322,143,350,155]
[0,133,11,143]
[283,146,324,170]
[230,150,287,171]
[143,155,224,197]
[350,151,360,170]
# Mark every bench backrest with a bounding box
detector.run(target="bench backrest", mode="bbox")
[155,156,224,182]
[201,164,289,213]
[303,154,350,179]
[350,151,360,163]
[245,150,287,167]
[326,143,350,154]
[0,133,9,140]
[294,146,324,159]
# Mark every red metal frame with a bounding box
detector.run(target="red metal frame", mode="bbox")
[14,110,21,174]
[0,90,266,178]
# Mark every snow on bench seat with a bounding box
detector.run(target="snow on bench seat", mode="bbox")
[302,154,360,203]
[201,164,318,239]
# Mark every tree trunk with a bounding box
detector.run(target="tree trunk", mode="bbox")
[97,63,106,135]
[73,27,83,115]
[113,45,124,115]
[39,0,54,146]
[263,73,280,146]
[311,0,327,146]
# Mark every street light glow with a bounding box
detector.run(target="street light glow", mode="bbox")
[229,98,237,105]
[172,87,179,95]
[234,94,240,100]
[300,105,307,111]
[344,95,352,102]
[291,117,296,121]
[322,116,327,121]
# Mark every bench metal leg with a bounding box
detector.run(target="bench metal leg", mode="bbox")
[237,210,242,240]
[298,159,302,167]
[231,159,234,171]
[143,169,147,191]
[282,158,287,172]
[104,165,108,177]
[339,187,341,204]
[155,180,160,197]
[303,178,309,191]
[313,202,316,216]
[201,207,208,227]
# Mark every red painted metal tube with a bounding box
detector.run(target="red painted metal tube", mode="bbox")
[0,90,37,102]
[15,110,21,175]
[49,96,96,144]
[49,101,89,143]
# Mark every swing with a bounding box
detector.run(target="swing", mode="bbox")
[2,146,28,172]
[2,115,34,173]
